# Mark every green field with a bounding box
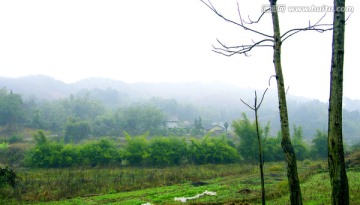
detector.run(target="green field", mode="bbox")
[2,161,360,205]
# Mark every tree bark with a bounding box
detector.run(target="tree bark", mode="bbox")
[328,0,349,204]
[269,1,302,204]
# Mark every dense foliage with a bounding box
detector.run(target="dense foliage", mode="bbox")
[232,113,316,163]
[292,125,309,160]
[188,136,240,164]
[25,131,121,168]
[311,130,328,159]
[232,113,260,162]
[23,131,240,168]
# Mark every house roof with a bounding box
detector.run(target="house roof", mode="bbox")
[166,116,179,122]
[209,124,225,133]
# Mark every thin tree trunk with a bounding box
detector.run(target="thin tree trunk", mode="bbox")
[328,0,349,204]
[269,1,302,204]
[241,90,268,205]
[255,99,266,205]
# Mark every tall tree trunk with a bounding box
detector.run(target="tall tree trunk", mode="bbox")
[269,1,302,204]
[328,0,349,204]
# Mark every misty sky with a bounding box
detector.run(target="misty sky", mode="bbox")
[0,0,359,101]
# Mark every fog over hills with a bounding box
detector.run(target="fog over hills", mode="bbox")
[2,75,359,109]
[1,75,360,143]
[0,75,310,102]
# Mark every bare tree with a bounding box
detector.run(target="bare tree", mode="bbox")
[328,0,349,204]
[201,1,333,204]
[241,88,268,205]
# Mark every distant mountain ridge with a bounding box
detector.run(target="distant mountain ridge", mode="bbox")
[0,75,304,101]
[1,75,359,109]
[0,75,308,113]
[0,75,72,99]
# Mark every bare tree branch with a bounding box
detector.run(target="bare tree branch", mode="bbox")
[281,23,334,43]
[237,1,270,25]
[246,10,270,24]
[203,0,337,58]
[241,88,268,111]
[236,1,244,26]
[240,98,255,111]
[204,0,353,58]
[268,75,277,87]
[286,86,289,95]
[216,38,274,49]
[281,12,354,43]
[212,39,273,57]
[201,0,273,38]
[314,13,328,27]
[345,11,353,22]
[257,88,269,109]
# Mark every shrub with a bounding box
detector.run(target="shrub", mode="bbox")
[59,144,79,167]
[269,164,283,172]
[345,149,360,167]
[123,134,149,166]
[0,142,8,150]
[188,136,240,164]
[310,164,322,171]
[232,114,259,162]
[310,130,328,159]
[0,166,19,188]
[147,137,187,166]
[0,165,21,201]
[26,132,122,168]
[25,130,64,168]
[263,136,283,162]
[3,143,28,165]
[79,139,121,166]
[8,134,23,144]
[303,159,311,166]
[25,141,63,168]
[0,142,8,164]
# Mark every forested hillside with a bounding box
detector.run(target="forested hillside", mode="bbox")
[1,75,360,143]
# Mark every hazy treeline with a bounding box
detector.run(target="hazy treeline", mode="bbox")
[1,88,192,138]
[1,87,360,143]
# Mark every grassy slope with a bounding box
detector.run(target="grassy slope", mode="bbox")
[36,170,360,205]
[268,171,360,205]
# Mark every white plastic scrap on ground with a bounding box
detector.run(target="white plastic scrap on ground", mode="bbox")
[174,190,217,202]
[141,203,152,205]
